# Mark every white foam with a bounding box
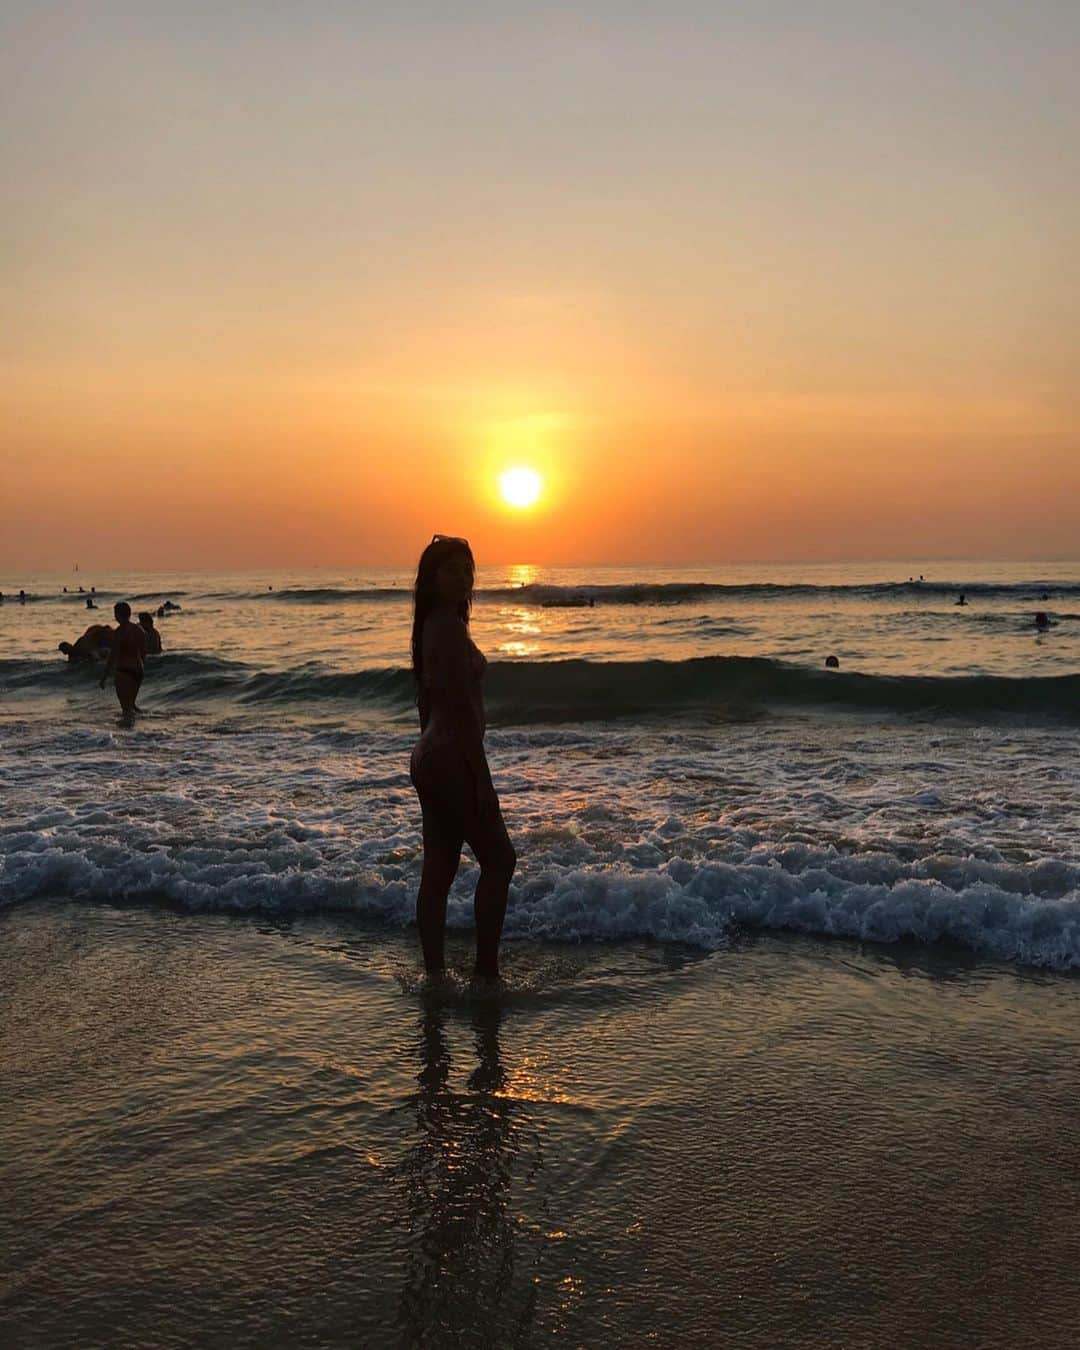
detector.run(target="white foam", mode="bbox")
[3,717,1079,969]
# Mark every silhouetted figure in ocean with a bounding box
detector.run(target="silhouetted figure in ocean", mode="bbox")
[138,612,163,655]
[19,590,26,604]
[410,535,516,982]
[1034,612,1051,630]
[59,624,113,663]
[956,594,967,606]
[85,596,96,610]
[100,601,147,719]
[825,655,840,669]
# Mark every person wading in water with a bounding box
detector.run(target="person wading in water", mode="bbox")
[100,601,147,720]
[409,535,516,982]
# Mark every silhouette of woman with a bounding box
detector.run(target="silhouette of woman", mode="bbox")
[410,535,516,981]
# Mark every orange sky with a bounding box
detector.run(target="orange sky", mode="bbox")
[3,3,1077,568]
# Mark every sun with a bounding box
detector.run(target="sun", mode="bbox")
[499,466,542,509]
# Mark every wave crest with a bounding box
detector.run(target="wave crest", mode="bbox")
[4,654,1077,722]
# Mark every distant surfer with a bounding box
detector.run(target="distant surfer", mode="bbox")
[409,534,515,983]
[100,602,147,719]
[138,611,163,655]
[59,624,114,663]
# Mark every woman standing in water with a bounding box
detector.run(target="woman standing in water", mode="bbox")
[410,535,516,982]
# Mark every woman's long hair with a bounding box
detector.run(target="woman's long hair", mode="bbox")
[411,536,475,687]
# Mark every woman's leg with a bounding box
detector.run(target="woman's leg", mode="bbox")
[466,813,516,980]
[412,745,514,979]
[412,745,464,976]
[416,832,461,977]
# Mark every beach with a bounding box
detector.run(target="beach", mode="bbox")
[2,560,1079,1346]
[3,901,1079,1348]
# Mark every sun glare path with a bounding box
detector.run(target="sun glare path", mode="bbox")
[499,466,542,509]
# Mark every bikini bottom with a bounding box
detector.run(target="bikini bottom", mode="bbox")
[409,740,513,868]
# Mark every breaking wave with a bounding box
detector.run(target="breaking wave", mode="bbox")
[5,654,1077,721]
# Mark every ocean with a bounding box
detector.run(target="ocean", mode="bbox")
[3,559,1079,966]
[2,559,1079,1347]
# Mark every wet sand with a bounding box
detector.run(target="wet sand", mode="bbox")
[2,900,1079,1349]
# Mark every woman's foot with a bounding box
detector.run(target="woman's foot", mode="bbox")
[470,966,504,994]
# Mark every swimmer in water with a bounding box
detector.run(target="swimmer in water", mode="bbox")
[59,624,114,663]
[138,611,163,655]
[86,596,96,609]
[409,534,516,983]
[956,594,967,606]
[1034,612,1051,629]
[100,602,147,719]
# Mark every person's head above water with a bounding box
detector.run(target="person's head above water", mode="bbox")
[114,601,132,623]
[411,534,476,684]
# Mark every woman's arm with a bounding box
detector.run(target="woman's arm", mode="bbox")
[428,615,493,793]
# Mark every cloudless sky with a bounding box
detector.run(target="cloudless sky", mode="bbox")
[2,1,1077,567]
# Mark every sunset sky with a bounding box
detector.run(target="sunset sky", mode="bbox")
[3,1,1077,569]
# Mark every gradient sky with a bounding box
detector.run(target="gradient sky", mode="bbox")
[2,1,1077,568]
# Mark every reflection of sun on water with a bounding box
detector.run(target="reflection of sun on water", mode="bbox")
[497,605,542,658]
[495,1056,574,1105]
[507,563,538,588]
